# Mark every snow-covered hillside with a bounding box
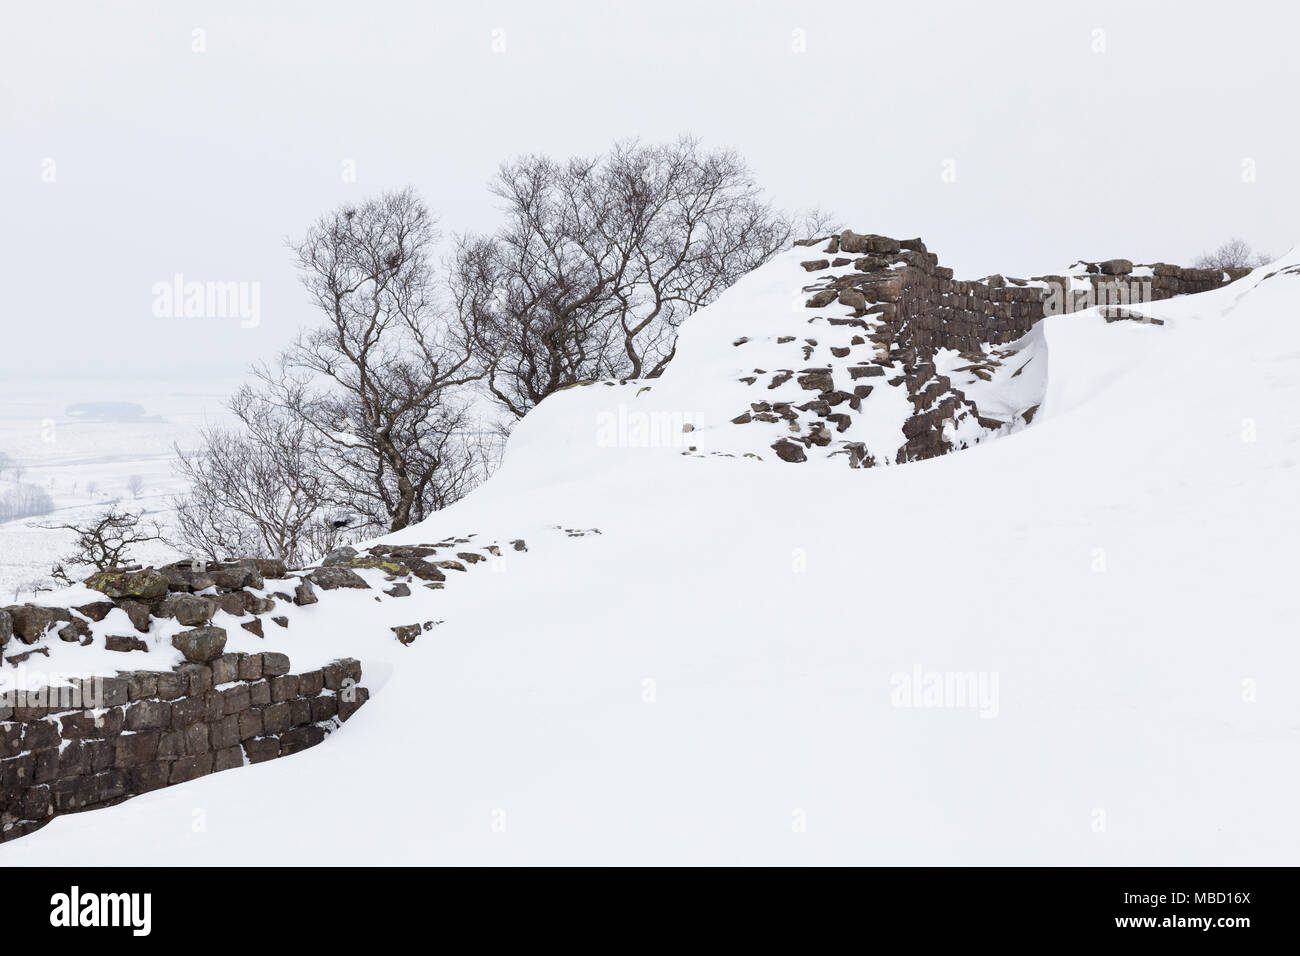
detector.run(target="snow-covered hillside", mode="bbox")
[5,245,1299,865]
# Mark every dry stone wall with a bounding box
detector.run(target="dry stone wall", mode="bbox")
[798,231,1250,355]
[0,652,368,843]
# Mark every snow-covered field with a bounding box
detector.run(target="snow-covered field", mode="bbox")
[0,380,240,601]
[4,245,1299,865]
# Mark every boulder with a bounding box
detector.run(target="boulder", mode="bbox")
[212,591,248,616]
[0,608,11,648]
[235,557,287,579]
[837,289,868,312]
[240,618,265,638]
[155,593,217,627]
[208,565,263,591]
[84,568,169,602]
[171,626,228,663]
[306,567,370,591]
[7,605,58,644]
[293,582,319,606]
[74,600,115,622]
[345,556,410,576]
[105,634,148,653]
[321,546,359,566]
[1100,258,1134,276]
[116,599,152,633]
[771,439,807,463]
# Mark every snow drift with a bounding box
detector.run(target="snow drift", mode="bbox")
[5,244,1300,865]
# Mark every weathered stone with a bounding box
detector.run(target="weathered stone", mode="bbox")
[270,674,300,702]
[800,259,830,272]
[116,599,152,633]
[796,369,834,392]
[280,724,326,755]
[154,593,217,626]
[171,626,227,663]
[208,565,262,590]
[243,736,280,764]
[271,615,289,628]
[124,700,169,732]
[221,683,251,715]
[771,439,807,463]
[237,709,263,740]
[306,567,370,591]
[210,654,241,685]
[7,605,56,644]
[212,591,248,617]
[392,624,421,645]
[210,715,241,750]
[385,583,411,597]
[262,701,292,735]
[104,634,148,653]
[73,601,114,622]
[113,731,159,768]
[84,569,169,602]
[237,653,263,680]
[292,582,318,606]
[213,746,243,772]
[261,652,290,677]
[169,753,214,783]
[320,545,359,566]
[337,685,369,722]
[1100,258,1134,275]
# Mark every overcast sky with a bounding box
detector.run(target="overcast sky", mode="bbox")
[3,0,1297,382]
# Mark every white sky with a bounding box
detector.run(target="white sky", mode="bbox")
[3,0,1297,381]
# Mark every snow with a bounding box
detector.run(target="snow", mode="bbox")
[4,245,1299,864]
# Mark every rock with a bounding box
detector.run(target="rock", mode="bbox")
[406,560,445,583]
[244,594,276,615]
[321,546,359,566]
[800,259,830,272]
[208,565,262,591]
[171,626,228,663]
[212,591,248,616]
[240,618,265,638]
[849,365,886,379]
[57,620,91,643]
[160,561,216,593]
[385,583,411,598]
[116,599,152,633]
[235,557,287,579]
[306,567,370,590]
[771,439,807,463]
[292,582,318,606]
[1100,258,1133,276]
[262,652,290,676]
[796,369,834,392]
[74,601,114,622]
[8,605,57,644]
[805,290,837,308]
[155,593,217,627]
[344,556,410,576]
[84,568,169,602]
[391,624,421,645]
[0,607,10,648]
[271,615,289,628]
[105,634,148,653]
[837,290,868,312]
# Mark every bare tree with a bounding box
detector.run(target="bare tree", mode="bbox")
[0,483,54,522]
[40,507,168,585]
[1194,238,1271,271]
[255,187,487,534]
[451,137,793,418]
[126,474,145,498]
[172,388,336,564]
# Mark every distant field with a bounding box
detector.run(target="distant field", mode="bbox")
[0,377,241,602]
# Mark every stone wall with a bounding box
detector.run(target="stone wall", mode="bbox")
[798,232,1251,354]
[0,652,368,843]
